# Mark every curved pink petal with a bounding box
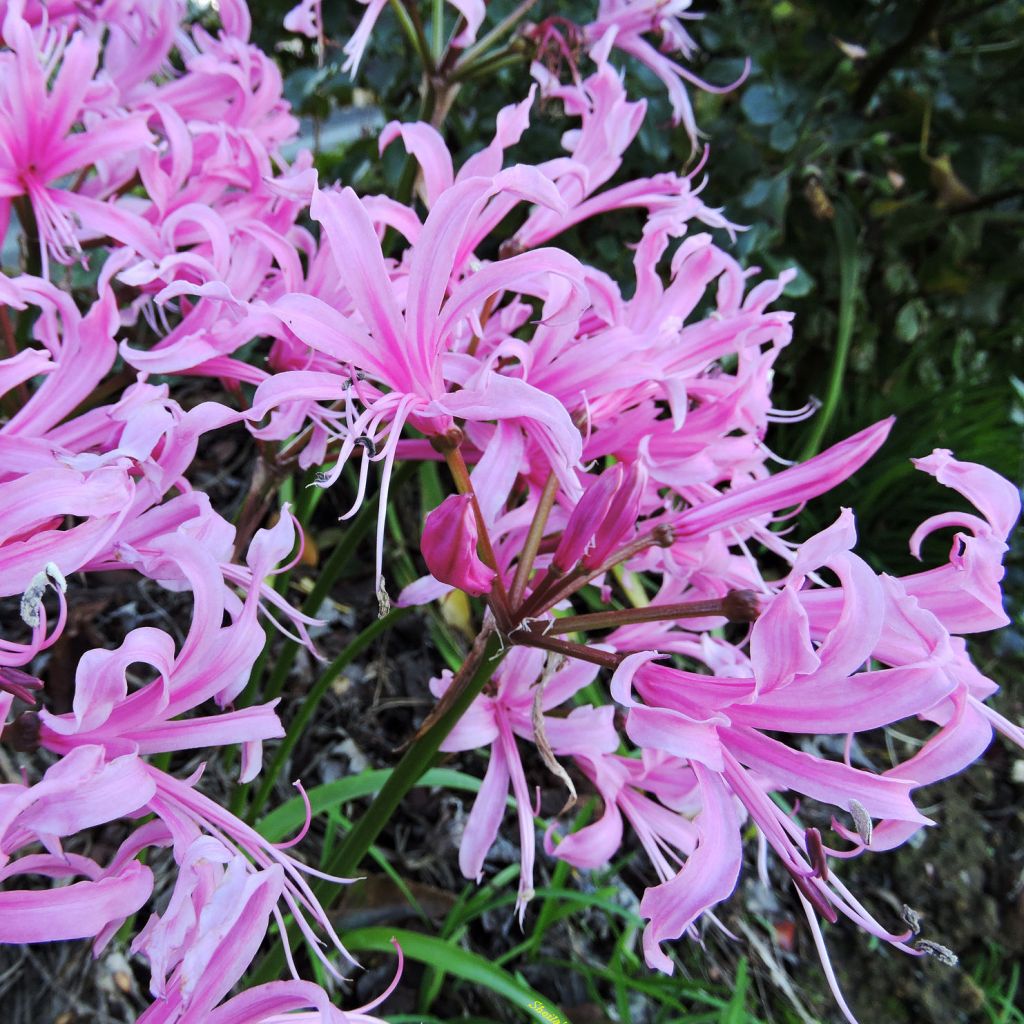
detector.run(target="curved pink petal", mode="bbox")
[0,861,153,942]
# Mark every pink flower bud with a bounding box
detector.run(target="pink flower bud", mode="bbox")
[422,494,495,596]
[584,462,646,569]
[553,466,623,573]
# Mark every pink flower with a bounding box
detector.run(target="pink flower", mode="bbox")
[0,8,157,275]
[435,647,614,919]
[422,494,496,596]
[284,0,320,39]
[342,0,485,75]
[583,1,749,146]
[249,166,588,585]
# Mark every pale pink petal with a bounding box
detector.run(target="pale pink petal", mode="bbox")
[639,763,741,973]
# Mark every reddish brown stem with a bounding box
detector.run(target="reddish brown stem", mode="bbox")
[511,626,624,671]
[545,589,761,634]
[532,524,676,616]
[443,445,513,631]
[0,308,29,408]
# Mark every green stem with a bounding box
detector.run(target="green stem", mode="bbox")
[319,627,502,885]
[509,473,557,610]
[450,49,527,85]
[455,0,537,69]
[387,0,433,72]
[249,629,505,986]
[246,609,409,822]
[800,198,858,460]
[430,0,445,64]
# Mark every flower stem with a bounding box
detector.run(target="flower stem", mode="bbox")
[444,446,513,630]
[800,199,858,460]
[246,608,410,823]
[388,0,434,73]
[455,0,537,69]
[512,627,624,671]
[318,626,503,884]
[249,628,504,987]
[544,590,760,634]
[509,473,558,609]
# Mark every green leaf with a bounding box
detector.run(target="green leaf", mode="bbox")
[345,927,571,1022]
[741,84,785,125]
[255,767,486,843]
[769,120,798,152]
[895,299,927,342]
[719,957,750,1024]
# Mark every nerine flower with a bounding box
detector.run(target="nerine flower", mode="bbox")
[341,0,485,75]
[0,4,157,275]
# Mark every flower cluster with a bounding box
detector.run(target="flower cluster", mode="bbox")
[0,1,1019,1022]
[0,0,396,1018]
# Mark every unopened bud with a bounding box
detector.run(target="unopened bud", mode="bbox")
[422,494,495,597]
[722,588,761,622]
[2,711,41,753]
[429,426,465,454]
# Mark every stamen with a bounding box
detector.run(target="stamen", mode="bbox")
[900,905,922,935]
[274,780,313,851]
[376,575,391,618]
[0,667,43,704]
[20,562,66,628]
[354,434,377,457]
[351,937,404,1013]
[848,799,873,847]
[789,868,838,924]
[914,939,958,967]
[804,827,829,882]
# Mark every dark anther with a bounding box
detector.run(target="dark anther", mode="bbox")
[2,711,41,753]
[788,867,838,923]
[915,939,958,967]
[651,524,675,548]
[354,435,377,457]
[901,905,922,935]
[498,238,525,260]
[804,827,829,882]
[722,589,761,623]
